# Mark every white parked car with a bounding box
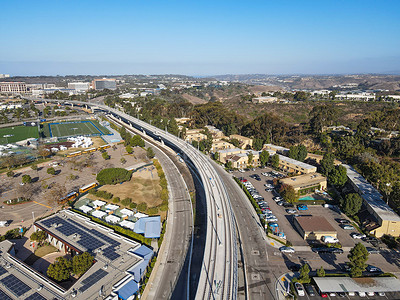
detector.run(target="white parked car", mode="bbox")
[322,236,339,243]
[279,246,295,253]
[358,291,366,297]
[295,282,305,297]
[351,233,366,239]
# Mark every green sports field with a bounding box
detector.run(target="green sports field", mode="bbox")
[0,126,39,145]
[42,120,110,138]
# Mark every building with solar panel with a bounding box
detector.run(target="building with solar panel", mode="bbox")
[0,210,154,299]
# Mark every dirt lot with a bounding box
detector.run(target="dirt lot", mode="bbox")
[98,167,162,207]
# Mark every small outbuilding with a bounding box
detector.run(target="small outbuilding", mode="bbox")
[294,215,337,240]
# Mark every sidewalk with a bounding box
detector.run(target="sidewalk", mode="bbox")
[275,272,296,300]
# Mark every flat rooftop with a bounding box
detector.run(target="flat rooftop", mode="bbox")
[0,210,152,299]
[278,154,317,170]
[314,277,400,293]
[280,173,326,189]
[344,164,400,222]
[295,215,336,232]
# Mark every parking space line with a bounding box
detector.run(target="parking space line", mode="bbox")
[33,201,52,209]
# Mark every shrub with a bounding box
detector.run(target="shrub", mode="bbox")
[47,167,56,175]
[147,207,158,215]
[129,202,137,209]
[102,152,110,160]
[6,171,14,177]
[96,168,132,185]
[113,197,120,203]
[137,202,147,212]
[121,198,132,206]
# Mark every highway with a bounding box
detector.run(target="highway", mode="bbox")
[29,98,238,300]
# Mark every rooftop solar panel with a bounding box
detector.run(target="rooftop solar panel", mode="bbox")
[0,265,7,276]
[79,269,108,293]
[24,292,47,300]
[0,274,31,297]
[0,289,12,300]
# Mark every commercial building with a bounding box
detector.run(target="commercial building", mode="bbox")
[229,134,253,149]
[314,277,400,295]
[294,215,337,240]
[335,93,375,101]
[280,173,327,195]
[4,209,155,299]
[92,79,117,90]
[68,82,90,92]
[0,74,10,78]
[0,82,27,94]
[344,164,400,237]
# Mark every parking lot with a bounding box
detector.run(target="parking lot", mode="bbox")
[233,167,400,277]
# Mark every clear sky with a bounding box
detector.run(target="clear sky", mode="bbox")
[1,0,400,76]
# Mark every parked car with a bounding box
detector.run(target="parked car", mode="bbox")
[378,292,385,296]
[297,204,308,211]
[304,284,316,296]
[283,202,294,208]
[335,218,350,224]
[367,292,374,296]
[279,246,295,253]
[351,233,366,239]
[320,292,328,298]
[265,188,273,192]
[277,201,285,206]
[366,247,380,254]
[286,209,297,214]
[358,291,366,297]
[322,236,339,243]
[329,248,344,254]
[337,292,346,297]
[341,224,355,230]
[265,217,278,222]
[329,292,336,296]
[295,282,305,297]
[366,265,382,273]
[348,291,355,296]
[312,247,332,254]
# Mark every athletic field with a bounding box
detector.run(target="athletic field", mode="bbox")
[0,125,39,145]
[43,120,110,138]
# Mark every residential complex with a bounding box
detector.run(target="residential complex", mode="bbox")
[229,134,253,149]
[280,172,327,195]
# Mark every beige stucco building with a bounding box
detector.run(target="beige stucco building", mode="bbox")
[211,140,235,153]
[280,173,327,196]
[294,215,337,240]
[229,134,253,149]
[184,129,207,143]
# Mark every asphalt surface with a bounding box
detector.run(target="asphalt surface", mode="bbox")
[111,118,194,300]
[212,162,279,300]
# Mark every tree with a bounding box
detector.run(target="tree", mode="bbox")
[126,145,133,154]
[328,165,347,187]
[225,160,233,170]
[47,167,56,175]
[146,147,155,159]
[309,104,338,134]
[298,264,311,283]
[102,152,110,160]
[341,193,362,217]
[279,184,298,203]
[120,157,126,164]
[253,138,264,151]
[130,135,145,147]
[137,202,147,212]
[30,231,47,246]
[229,138,240,148]
[6,171,14,178]
[320,152,335,176]
[317,266,325,277]
[97,168,132,185]
[259,150,269,166]
[47,257,72,282]
[38,146,51,159]
[72,252,93,276]
[348,243,369,277]
[22,174,32,184]
[31,164,38,171]
[288,145,307,162]
[270,154,280,169]
[214,152,220,161]
[247,152,254,166]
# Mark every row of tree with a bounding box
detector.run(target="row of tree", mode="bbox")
[47,252,94,281]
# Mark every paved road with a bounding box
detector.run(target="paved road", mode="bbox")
[110,118,193,300]
[212,162,279,300]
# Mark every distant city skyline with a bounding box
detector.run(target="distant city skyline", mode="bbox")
[1,0,400,76]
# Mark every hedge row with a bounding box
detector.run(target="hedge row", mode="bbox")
[71,209,152,246]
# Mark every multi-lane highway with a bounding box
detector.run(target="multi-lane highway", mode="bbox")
[29,98,238,300]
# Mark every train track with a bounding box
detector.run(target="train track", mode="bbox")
[27,97,238,300]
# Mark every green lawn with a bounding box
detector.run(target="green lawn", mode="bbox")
[43,120,110,138]
[24,245,58,265]
[0,125,39,145]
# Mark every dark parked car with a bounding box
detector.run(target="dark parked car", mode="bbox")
[312,247,331,254]
[366,247,380,254]
[282,202,294,208]
[335,218,350,224]
[329,248,344,254]
[304,284,316,296]
[337,292,346,297]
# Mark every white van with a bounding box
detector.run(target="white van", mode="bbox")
[0,221,8,227]
[322,236,339,243]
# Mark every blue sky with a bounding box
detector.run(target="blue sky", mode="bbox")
[1,0,399,76]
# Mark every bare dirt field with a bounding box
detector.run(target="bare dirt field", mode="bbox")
[99,167,162,207]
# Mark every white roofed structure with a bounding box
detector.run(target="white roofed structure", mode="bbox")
[105,215,121,224]
[105,204,120,211]
[79,205,93,214]
[120,220,136,230]
[91,210,107,219]
[120,208,134,217]
[92,200,106,207]
[134,212,148,219]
